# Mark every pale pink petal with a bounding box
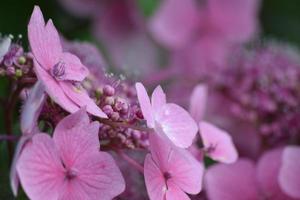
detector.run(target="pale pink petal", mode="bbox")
[33,59,79,113]
[0,37,11,59]
[144,154,166,200]
[10,136,31,196]
[207,0,260,43]
[205,159,259,200]
[279,146,300,199]
[167,148,203,195]
[20,81,46,135]
[53,110,100,167]
[135,82,154,127]
[28,6,61,70]
[17,133,65,200]
[68,151,125,200]
[59,81,107,118]
[149,134,203,195]
[256,148,294,200]
[189,84,208,122]
[149,0,200,49]
[165,181,190,200]
[151,85,166,113]
[155,103,198,148]
[199,121,238,164]
[61,52,89,82]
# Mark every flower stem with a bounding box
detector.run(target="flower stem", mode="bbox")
[0,135,19,141]
[117,150,144,174]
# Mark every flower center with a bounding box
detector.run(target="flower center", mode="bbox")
[51,61,65,80]
[65,169,77,180]
[163,171,172,180]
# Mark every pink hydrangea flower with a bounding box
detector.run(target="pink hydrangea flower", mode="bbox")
[135,82,198,148]
[17,108,125,200]
[10,81,46,196]
[189,84,238,164]
[205,148,296,200]
[279,146,300,199]
[144,134,203,200]
[28,6,107,118]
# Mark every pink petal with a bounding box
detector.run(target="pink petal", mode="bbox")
[28,6,62,70]
[149,0,200,49]
[17,133,65,200]
[155,103,198,148]
[279,146,300,199]
[10,136,31,196]
[256,148,294,200]
[151,85,166,113]
[205,159,259,200]
[0,37,11,59]
[61,52,89,82]
[59,81,107,118]
[135,82,154,127]
[207,0,260,43]
[189,84,208,122]
[58,0,100,17]
[33,59,79,113]
[199,121,238,163]
[59,151,125,200]
[20,81,46,135]
[149,134,203,195]
[53,109,100,167]
[144,154,167,200]
[165,181,190,200]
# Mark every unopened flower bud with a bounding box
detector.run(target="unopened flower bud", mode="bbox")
[103,85,115,96]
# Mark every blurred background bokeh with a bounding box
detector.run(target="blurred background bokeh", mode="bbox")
[1,0,300,199]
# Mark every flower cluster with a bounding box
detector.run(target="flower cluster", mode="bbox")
[0,1,299,200]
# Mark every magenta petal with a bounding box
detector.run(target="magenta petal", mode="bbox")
[59,81,107,118]
[207,0,259,43]
[148,134,203,195]
[256,148,294,200]
[149,0,200,49]
[17,134,65,200]
[61,52,89,82]
[199,122,238,163]
[10,136,31,196]
[165,181,190,200]
[155,103,198,148]
[205,159,259,200]
[135,82,154,127]
[28,6,61,70]
[151,85,167,113]
[189,84,208,122]
[60,151,125,200]
[279,146,300,199]
[33,59,79,113]
[20,81,46,135]
[53,110,100,167]
[144,154,166,200]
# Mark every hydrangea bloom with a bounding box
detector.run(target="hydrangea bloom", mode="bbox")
[135,82,198,148]
[28,6,107,118]
[144,134,203,200]
[17,109,125,200]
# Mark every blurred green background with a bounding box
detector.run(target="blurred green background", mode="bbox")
[1,0,300,199]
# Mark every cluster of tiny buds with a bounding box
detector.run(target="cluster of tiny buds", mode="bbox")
[97,83,149,149]
[0,34,34,79]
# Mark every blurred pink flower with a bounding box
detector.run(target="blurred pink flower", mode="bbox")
[93,0,160,76]
[189,84,238,164]
[17,108,125,200]
[144,134,204,200]
[279,146,300,199]
[28,6,107,118]
[135,82,198,148]
[205,148,297,200]
[150,0,260,78]
[0,36,11,63]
